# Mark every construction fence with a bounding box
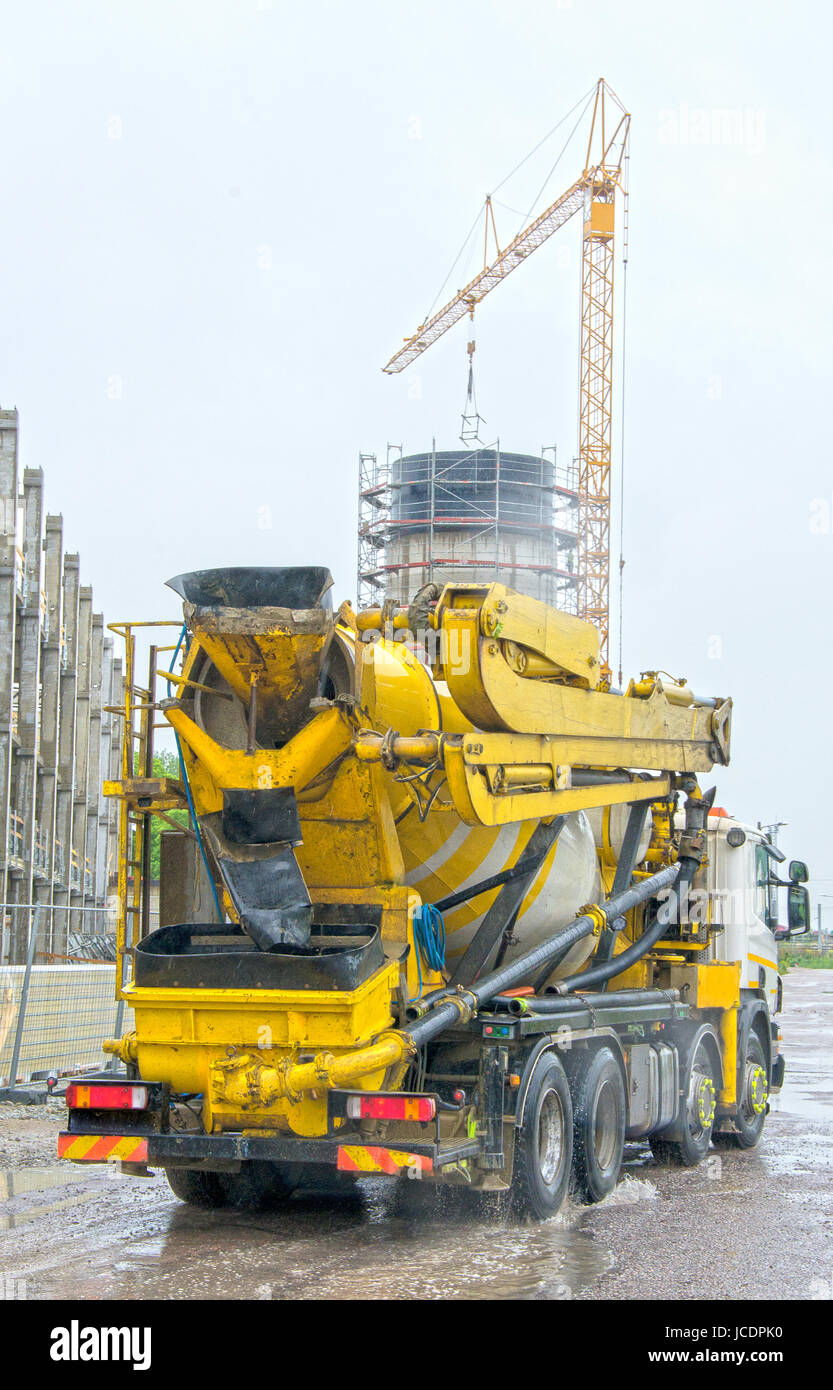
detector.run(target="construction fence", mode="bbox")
[0,905,136,1087]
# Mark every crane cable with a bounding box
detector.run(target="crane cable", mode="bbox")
[492,80,597,201]
[424,81,598,324]
[511,85,597,239]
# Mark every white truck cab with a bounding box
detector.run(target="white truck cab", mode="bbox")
[676,807,810,1098]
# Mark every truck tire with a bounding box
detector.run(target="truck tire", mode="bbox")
[569,1046,626,1204]
[165,1167,228,1208]
[512,1053,573,1219]
[221,1161,301,1209]
[713,1033,768,1150]
[650,1034,717,1167]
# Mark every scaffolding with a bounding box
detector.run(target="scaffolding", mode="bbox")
[357,442,579,612]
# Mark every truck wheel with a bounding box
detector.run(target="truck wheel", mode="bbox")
[165,1167,227,1208]
[713,1033,768,1150]
[569,1047,626,1204]
[650,1035,717,1167]
[512,1053,573,1219]
[221,1161,301,1209]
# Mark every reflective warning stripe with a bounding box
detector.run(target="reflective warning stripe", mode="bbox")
[749,952,777,973]
[58,1133,148,1163]
[337,1145,433,1176]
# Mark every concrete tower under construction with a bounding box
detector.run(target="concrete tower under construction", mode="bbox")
[357,443,579,612]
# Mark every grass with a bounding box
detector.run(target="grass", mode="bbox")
[778,944,833,971]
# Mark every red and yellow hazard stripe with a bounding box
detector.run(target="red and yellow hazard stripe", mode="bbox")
[337,1144,433,1177]
[58,1133,148,1163]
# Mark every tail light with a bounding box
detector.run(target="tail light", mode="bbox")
[345,1094,435,1122]
[66,1082,148,1111]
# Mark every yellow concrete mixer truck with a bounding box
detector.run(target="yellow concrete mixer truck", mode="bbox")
[58,567,810,1216]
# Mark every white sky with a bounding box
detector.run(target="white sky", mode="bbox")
[2,0,831,907]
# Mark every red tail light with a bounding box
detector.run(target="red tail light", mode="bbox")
[345,1094,435,1122]
[66,1083,148,1111]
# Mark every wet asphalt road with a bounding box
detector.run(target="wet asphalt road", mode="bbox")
[1,968,831,1301]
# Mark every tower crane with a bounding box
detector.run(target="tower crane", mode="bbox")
[382,79,630,676]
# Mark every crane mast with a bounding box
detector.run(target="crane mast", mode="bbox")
[382,79,630,675]
[578,83,629,670]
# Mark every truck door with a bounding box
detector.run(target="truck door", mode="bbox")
[749,841,779,1008]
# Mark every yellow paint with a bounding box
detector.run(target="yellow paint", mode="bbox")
[103,575,738,1140]
[106,961,401,1137]
[719,1006,738,1107]
[58,1134,147,1161]
[748,953,777,973]
[586,200,615,238]
[664,961,740,1011]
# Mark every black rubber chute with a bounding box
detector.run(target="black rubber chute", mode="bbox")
[214,847,312,952]
[199,814,313,952]
[222,788,303,847]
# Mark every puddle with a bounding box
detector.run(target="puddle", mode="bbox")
[51,1177,613,1301]
[776,1130,833,1147]
[783,1189,833,1206]
[760,1139,832,1176]
[0,1188,104,1231]
[210,1179,610,1300]
[597,1175,658,1206]
[0,1163,113,1230]
[0,1164,101,1201]
[770,1079,833,1123]
[3,1162,611,1298]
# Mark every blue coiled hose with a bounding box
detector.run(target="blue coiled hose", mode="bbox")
[411,902,446,1000]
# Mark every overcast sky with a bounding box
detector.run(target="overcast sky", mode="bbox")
[2,0,831,907]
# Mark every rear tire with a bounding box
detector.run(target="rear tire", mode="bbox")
[713,1033,768,1150]
[650,1033,717,1167]
[512,1053,573,1219]
[165,1167,227,1208]
[569,1047,626,1204]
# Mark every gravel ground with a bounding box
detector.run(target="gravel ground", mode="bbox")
[0,1098,66,1171]
[1,968,830,1300]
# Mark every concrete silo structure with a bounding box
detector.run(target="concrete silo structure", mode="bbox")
[357,443,579,612]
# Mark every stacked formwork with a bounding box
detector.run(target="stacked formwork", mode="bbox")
[0,408,121,964]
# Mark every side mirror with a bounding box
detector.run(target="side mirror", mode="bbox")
[787,885,810,935]
[789,860,809,883]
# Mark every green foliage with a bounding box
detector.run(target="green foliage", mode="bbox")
[779,944,833,971]
[133,748,190,880]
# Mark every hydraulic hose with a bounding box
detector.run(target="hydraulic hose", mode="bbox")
[503,987,682,1016]
[553,854,698,995]
[406,860,681,1050]
[405,855,681,1022]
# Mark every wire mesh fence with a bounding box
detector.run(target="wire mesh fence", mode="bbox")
[0,905,136,1086]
